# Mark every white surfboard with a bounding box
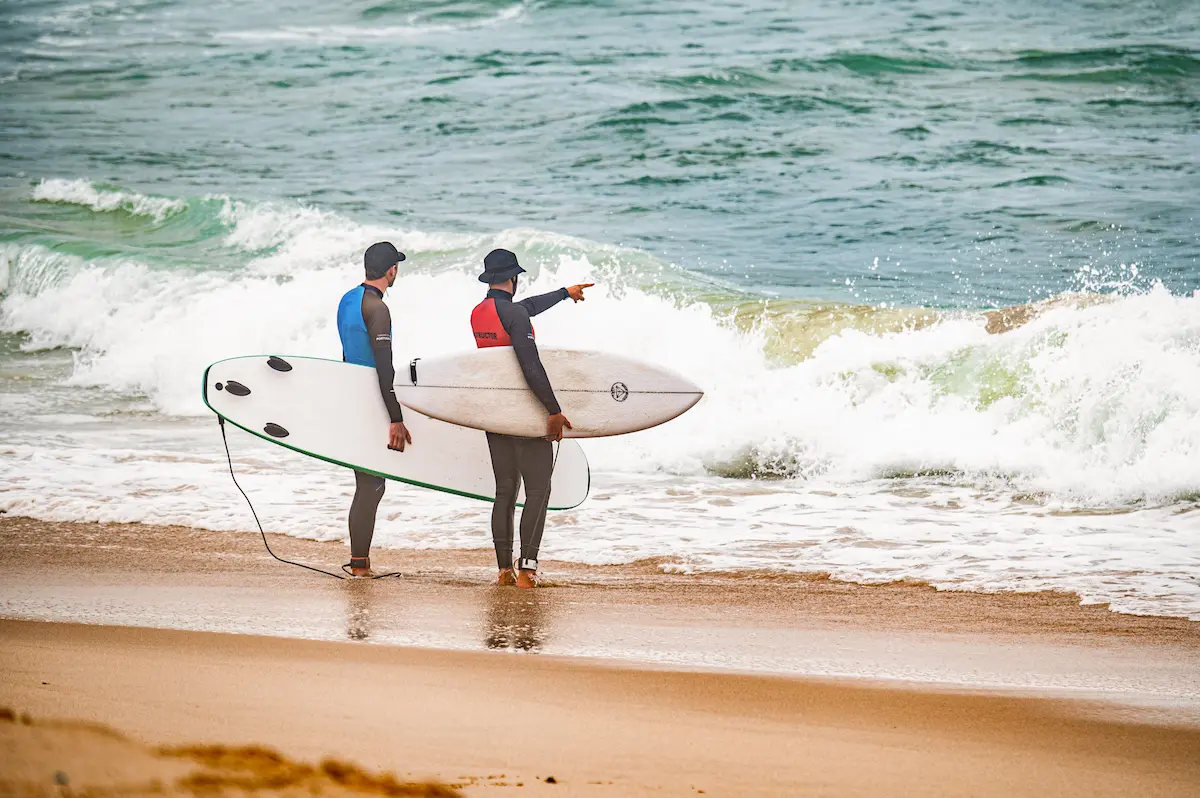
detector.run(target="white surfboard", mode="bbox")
[202,355,589,509]
[395,348,703,438]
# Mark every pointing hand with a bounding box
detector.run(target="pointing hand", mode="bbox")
[566,283,594,302]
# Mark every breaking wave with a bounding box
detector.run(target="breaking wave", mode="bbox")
[3,183,1199,509]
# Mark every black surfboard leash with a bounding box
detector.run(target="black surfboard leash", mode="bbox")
[218,416,400,580]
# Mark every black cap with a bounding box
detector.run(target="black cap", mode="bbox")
[364,242,405,279]
[478,248,526,284]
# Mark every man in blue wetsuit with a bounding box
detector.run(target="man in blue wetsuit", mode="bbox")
[337,241,411,577]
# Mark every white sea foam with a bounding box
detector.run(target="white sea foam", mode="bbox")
[213,196,490,275]
[31,179,186,222]
[4,221,1200,507]
[3,194,1199,618]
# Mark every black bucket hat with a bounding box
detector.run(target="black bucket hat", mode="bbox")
[478,248,526,284]
[364,241,405,279]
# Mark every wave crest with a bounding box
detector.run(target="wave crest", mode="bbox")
[31,179,187,222]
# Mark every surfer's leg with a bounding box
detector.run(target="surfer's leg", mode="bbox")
[348,470,386,564]
[515,437,554,575]
[486,433,519,572]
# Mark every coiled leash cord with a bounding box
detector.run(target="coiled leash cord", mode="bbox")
[218,417,400,580]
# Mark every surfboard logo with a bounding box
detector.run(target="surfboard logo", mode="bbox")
[610,382,629,402]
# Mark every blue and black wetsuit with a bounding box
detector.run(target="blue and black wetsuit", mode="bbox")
[337,283,404,565]
[338,284,405,422]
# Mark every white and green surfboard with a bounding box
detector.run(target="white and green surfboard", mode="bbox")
[202,355,589,509]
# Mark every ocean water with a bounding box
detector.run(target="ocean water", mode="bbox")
[1,1,1199,618]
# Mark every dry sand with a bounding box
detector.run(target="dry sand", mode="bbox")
[3,620,1200,797]
[2,516,1200,796]
[0,705,458,797]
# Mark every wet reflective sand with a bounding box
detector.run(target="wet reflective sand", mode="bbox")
[3,516,1198,721]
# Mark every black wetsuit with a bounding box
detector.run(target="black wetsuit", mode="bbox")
[337,283,404,562]
[471,286,569,571]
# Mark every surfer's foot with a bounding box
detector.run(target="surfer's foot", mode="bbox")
[516,569,540,589]
[497,568,517,586]
[348,556,372,578]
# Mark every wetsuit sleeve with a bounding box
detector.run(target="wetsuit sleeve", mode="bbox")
[517,288,569,318]
[362,298,405,423]
[499,303,561,416]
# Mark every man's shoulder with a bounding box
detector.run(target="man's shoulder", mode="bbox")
[498,297,531,317]
[360,287,388,309]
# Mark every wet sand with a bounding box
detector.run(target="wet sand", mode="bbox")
[2,516,1199,701]
[3,516,1200,795]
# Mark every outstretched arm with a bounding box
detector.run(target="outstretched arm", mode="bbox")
[517,287,568,318]
[517,283,595,316]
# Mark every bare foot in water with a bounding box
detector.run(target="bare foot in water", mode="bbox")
[497,568,517,586]
[515,569,539,589]
[348,558,373,578]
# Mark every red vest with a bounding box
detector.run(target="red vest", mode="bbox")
[471,298,534,348]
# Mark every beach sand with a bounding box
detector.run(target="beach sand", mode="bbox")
[0,703,459,797]
[3,516,1200,796]
[5,620,1200,797]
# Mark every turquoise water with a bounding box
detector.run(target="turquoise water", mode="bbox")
[2,1,1200,618]
[2,0,1198,303]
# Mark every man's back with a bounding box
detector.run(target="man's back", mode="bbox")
[338,284,390,368]
[471,287,565,416]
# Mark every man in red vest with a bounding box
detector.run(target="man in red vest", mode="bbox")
[471,248,592,588]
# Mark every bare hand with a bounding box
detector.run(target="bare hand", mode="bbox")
[546,413,572,441]
[388,422,412,452]
[566,283,594,302]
